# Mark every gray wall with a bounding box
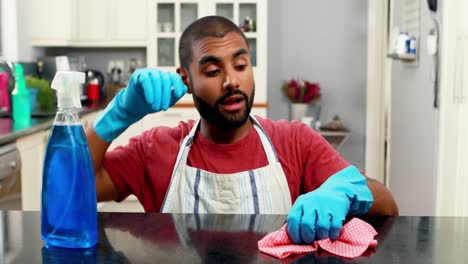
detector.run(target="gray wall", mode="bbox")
[267,0,369,168]
[388,0,440,216]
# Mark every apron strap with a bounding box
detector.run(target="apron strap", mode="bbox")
[250,115,279,164]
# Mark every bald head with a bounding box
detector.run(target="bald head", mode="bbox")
[179,16,249,71]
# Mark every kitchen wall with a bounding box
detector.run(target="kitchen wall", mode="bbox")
[387,0,440,216]
[267,0,369,169]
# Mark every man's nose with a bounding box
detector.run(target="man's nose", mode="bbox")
[222,72,240,90]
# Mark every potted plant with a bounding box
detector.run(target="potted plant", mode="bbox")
[282,79,321,121]
[26,77,55,113]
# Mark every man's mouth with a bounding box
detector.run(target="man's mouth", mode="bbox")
[221,95,244,104]
[220,95,245,111]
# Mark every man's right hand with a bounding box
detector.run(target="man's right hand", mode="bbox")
[94,68,187,142]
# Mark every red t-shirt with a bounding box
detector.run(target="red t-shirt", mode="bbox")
[103,116,350,212]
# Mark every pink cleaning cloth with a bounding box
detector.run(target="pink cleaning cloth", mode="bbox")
[258,218,378,259]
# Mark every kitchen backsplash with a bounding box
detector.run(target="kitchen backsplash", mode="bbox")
[42,47,146,85]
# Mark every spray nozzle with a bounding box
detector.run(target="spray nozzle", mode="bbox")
[51,71,85,109]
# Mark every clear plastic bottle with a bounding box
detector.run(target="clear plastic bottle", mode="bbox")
[41,71,97,248]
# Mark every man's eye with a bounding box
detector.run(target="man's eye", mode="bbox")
[206,69,220,77]
[235,65,247,71]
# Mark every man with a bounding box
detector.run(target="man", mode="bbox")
[87,16,398,244]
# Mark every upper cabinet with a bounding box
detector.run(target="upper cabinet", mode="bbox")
[29,0,75,46]
[30,0,149,47]
[147,0,268,103]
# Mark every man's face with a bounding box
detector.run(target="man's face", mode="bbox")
[185,32,255,129]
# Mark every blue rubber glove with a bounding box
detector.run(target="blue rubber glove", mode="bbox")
[94,68,187,142]
[286,165,373,244]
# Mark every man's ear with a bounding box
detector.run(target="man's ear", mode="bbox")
[177,67,192,94]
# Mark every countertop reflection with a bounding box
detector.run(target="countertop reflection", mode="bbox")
[1,211,468,263]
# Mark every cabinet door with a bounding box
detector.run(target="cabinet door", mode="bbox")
[17,130,50,211]
[149,0,202,68]
[76,0,109,41]
[110,0,148,43]
[29,0,74,46]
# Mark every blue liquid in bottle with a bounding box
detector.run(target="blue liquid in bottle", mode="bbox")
[41,124,98,248]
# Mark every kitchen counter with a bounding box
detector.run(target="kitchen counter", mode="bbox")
[0,212,466,263]
[0,106,104,146]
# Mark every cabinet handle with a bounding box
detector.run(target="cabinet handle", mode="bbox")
[10,161,17,169]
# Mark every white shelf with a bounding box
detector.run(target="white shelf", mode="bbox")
[387,53,417,61]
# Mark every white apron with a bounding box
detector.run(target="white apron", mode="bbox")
[161,115,292,214]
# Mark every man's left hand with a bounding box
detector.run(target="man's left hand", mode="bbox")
[286,166,374,244]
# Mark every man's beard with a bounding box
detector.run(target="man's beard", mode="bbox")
[192,84,255,130]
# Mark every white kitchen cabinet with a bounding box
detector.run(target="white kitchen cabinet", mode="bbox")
[74,0,149,47]
[111,0,149,43]
[29,0,75,46]
[30,0,148,47]
[74,0,108,42]
[436,0,468,216]
[147,0,268,105]
[16,129,49,211]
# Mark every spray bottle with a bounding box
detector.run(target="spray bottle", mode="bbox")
[0,67,11,112]
[41,71,97,248]
[12,63,30,126]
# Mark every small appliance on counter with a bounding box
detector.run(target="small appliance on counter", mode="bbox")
[82,69,105,107]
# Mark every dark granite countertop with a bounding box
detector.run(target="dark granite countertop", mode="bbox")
[0,106,103,145]
[0,211,467,263]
